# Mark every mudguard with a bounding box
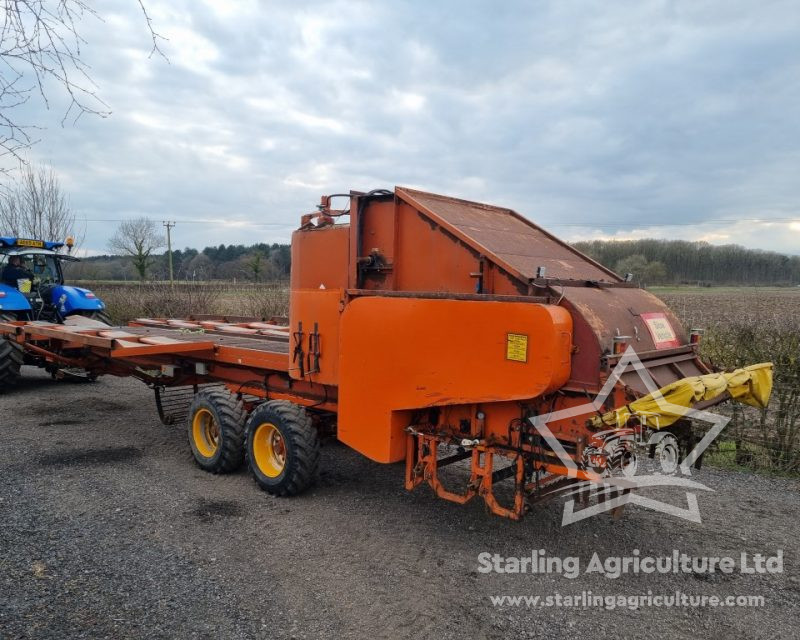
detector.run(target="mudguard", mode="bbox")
[0,284,32,313]
[51,285,106,315]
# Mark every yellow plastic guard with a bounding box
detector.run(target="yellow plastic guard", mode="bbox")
[591,363,774,430]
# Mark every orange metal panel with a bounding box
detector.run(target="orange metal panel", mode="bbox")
[110,341,216,358]
[393,200,491,293]
[212,345,289,371]
[22,324,115,348]
[350,198,396,290]
[98,330,140,339]
[138,336,188,345]
[338,296,572,463]
[288,288,344,384]
[290,224,350,290]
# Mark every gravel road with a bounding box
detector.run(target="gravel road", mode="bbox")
[1,370,798,639]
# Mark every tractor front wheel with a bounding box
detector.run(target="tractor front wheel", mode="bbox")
[246,400,320,496]
[187,388,247,473]
[0,314,23,391]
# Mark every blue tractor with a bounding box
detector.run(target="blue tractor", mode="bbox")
[0,236,110,325]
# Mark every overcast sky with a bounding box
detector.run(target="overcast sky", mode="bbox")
[11,0,800,255]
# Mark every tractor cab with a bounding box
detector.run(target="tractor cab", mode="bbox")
[0,237,109,324]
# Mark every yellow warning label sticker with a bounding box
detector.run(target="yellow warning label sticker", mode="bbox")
[506,333,528,362]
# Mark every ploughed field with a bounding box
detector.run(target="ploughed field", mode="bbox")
[654,286,800,330]
[655,287,800,475]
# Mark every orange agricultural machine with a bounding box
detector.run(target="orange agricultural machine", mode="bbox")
[0,188,772,519]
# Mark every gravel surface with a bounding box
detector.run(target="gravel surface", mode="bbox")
[1,370,798,639]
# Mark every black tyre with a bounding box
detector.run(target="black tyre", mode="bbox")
[246,400,320,496]
[77,310,112,325]
[655,434,680,474]
[0,316,23,390]
[187,388,247,473]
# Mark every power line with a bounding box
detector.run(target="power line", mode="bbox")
[79,217,293,227]
[77,215,800,231]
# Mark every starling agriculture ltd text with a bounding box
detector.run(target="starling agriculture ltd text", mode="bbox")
[477,550,784,580]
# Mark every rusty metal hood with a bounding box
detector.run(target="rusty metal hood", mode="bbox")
[396,187,619,282]
[394,186,705,393]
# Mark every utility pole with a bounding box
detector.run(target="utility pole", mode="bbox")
[163,221,176,286]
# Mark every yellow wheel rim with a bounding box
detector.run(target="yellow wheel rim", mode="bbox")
[252,422,286,478]
[192,408,220,458]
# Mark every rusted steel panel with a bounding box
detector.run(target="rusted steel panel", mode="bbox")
[397,187,618,282]
[565,286,687,353]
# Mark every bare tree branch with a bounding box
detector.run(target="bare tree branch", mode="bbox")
[137,0,168,61]
[0,1,167,169]
[0,161,83,245]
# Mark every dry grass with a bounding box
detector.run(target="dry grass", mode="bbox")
[93,282,289,324]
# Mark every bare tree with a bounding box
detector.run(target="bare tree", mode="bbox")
[0,1,166,167]
[185,252,213,281]
[108,217,164,281]
[0,161,79,242]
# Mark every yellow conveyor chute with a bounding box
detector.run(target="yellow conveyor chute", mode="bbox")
[591,363,774,430]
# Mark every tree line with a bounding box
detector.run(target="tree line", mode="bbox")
[66,243,292,282]
[574,239,800,286]
[70,237,799,286]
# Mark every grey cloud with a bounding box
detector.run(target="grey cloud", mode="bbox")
[8,0,800,254]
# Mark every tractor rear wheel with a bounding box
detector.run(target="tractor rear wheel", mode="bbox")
[77,310,112,325]
[246,400,320,496]
[0,314,23,391]
[187,388,247,473]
